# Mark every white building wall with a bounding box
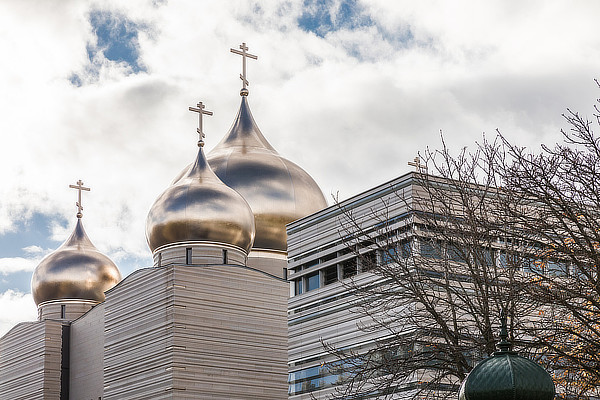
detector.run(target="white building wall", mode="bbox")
[171,263,288,399]
[287,173,416,399]
[0,319,64,400]
[70,303,105,399]
[103,267,173,399]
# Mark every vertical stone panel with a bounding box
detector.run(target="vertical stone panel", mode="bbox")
[70,303,105,399]
[0,320,64,400]
[171,264,289,399]
[103,267,174,399]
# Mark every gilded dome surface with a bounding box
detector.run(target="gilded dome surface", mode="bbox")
[205,96,327,251]
[31,218,122,305]
[146,145,255,253]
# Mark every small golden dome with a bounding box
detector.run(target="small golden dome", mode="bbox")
[146,145,256,253]
[31,218,122,305]
[206,97,327,252]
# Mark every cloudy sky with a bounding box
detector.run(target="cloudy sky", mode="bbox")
[1,0,599,335]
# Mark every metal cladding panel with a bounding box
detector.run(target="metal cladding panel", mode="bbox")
[0,319,64,400]
[103,267,174,399]
[286,174,417,399]
[102,260,287,399]
[170,264,289,399]
[70,303,105,399]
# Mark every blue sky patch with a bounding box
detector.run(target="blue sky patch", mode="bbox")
[89,10,145,72]
[298,0,373,38]
[70,10,147,86]
[0,213,61,258]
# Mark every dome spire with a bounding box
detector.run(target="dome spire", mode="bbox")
[496,309,513,353]
[68,179,90,219]
[189,101,213,147]
[230,42,258,97]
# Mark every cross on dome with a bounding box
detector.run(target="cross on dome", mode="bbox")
[188,101,213,147]
[69,179,90,218]
[230,42,258,96]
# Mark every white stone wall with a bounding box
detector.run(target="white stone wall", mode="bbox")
[103,267,173,399]
[0,319,64,400]
[101,257,288,399]
[171,264,288,399]
[70,303,105,399]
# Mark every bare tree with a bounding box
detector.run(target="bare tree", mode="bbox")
[320,81,600,400]
[491,80,600,398]
[321,138,538,399]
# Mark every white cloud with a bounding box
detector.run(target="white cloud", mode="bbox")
[0,256,40,275]
[0,290,37,337]
[0,0,598,277]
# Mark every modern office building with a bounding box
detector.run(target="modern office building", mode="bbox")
[0,44,327,399]
[287,172,419,399]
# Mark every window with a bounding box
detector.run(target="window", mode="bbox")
[448,245,466,263]
[381,240,412,265]
[381,246,397,265]
[306,272,320,292]
[222,249,228,264]
[524,258,544,274]
[295,279,303,295]
[547,260,568,276]
[421,241,442,259]
[399,240,412,258]
[477,248,494,266]
[186,247,192,264]
[360,251,377,272]
[498,252,519,269]
[60,304,66,319]
[323,265,338,285]
[157,253,162,267]
[342,259,357,279]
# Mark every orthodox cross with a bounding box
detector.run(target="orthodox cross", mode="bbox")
[69,179,90,218]
[230,42,258,94]
[188,101,213,147]
[408,156,428,173]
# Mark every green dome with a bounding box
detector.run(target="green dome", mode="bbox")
[458,316,555,400]
[458,352,555,400]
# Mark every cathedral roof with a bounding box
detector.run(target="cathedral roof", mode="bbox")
[146,102,255,253]
[31,190,122,305]
[206,95,327,252]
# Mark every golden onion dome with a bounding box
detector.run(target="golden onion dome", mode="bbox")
[31,217,122,306]
[145,123,255,253]
[205,96,327,252]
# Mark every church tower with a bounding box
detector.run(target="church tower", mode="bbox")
[207,43,327,276]
[1,43,328,400]
[1,181,122,400]
[32,180,122,321]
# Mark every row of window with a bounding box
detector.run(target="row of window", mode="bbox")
[291,239,580,296]
[293,257,363,295]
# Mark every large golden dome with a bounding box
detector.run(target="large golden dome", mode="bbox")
[31,218,122,306]
[146,140,255,253]
[206,96,327,252]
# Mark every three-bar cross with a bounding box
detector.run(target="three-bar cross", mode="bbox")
[69,179,90,218]
[188,102,213,147]
[230,42,258,93]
